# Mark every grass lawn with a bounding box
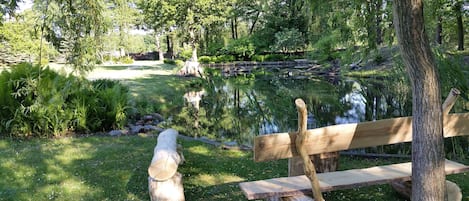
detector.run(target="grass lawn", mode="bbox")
[1,136,468,201]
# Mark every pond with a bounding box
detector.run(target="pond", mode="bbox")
[172,68,418,149]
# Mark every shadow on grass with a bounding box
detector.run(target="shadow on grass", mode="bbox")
[0,136,156,200]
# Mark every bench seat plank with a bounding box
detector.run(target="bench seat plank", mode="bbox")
[239,160,469,200]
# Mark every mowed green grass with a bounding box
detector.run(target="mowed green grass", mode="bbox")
[1,136,469,201]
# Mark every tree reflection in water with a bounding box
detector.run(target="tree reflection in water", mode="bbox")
[173,71,416,152]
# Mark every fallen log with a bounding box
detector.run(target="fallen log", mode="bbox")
[148,129,185,201]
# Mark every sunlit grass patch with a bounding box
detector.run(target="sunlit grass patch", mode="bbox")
[1,136,468,200]
[194,173,244,186]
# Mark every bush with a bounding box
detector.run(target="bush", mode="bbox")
[121,56,134,64]
[175,59,185,67]
[180,48,193,61]
[198,56,213,64]
[251,55,265,62]
[215,55,235,63]
[0,63,130,138]
[264,54,287,61]
[226,37,255,60]
[164,59,176,65]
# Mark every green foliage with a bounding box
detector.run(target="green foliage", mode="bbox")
[264,54,287,61]
[179,48,193,61]
[175,59,185,68]
[271,28,305,53]
[312,31,340,61]
[35,0,107,73]
[226,37,255,60]
[198,56,213,64]
[0,63,129,138]
[434,49,469,95]
[215,55,236,63]
[163,59,176,65]
[0,10,58,64]
[251,55,265,62]
[111,56,134,64]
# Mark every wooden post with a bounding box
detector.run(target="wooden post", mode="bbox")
[443,88,461,115]
[391,88,460,200]
[148,129,185,201]
[294,99,324,201]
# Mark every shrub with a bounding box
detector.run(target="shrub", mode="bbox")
[0,63,130,138]
[175,59,185,67]
[226,37,255,60]
[251,55,265,62]
[164,59,176,65]
[121,56,134,64]
[270,28,305,53]
[198,56,213,64]
[180,48,193,61]
[215,55,235,63]
[264,54,286,61]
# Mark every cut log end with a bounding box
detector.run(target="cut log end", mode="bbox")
[148,160,179,181]
[295,99,306,109]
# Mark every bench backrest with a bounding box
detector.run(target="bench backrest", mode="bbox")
[254,113,469,162]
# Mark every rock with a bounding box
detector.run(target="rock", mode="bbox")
[109,130,123,136]
[136,120,145,126]
[130,125,144,134]
[144,115,154,121]
[224,141,238,147]
[143,125,158,132]
[152,113,165,122]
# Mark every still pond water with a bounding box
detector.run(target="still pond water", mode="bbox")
[174,70,418,147]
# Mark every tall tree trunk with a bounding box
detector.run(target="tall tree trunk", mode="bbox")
[249,11,260,35]
[231,19,235,39]
[455,2,464,50]
[155,33,164,61]
[188,29,198,62]
[375,0,383,45]
[166,34,174,59]
[234,17,238,39]
[393,1,445,201]
[435,16,443,45]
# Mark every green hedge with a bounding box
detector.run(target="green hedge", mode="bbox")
[0,63,130,138]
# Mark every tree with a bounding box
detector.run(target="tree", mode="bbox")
[34,0,107,74]
[174,0,227,62]
[393,1,445,201]
[111,0,139,57]
[138,0,176,61]
[0,9,57,63]
[0,0,20,24]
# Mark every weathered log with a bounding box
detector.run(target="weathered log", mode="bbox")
[294,99,324,201]
[148,128,182,181]
[149,173,185,201]
[148,129,184,201]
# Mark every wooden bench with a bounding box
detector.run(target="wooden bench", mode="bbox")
[239,96,469,200]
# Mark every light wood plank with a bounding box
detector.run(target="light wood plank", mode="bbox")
[239,160,469,200]
[255,113,469,162]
